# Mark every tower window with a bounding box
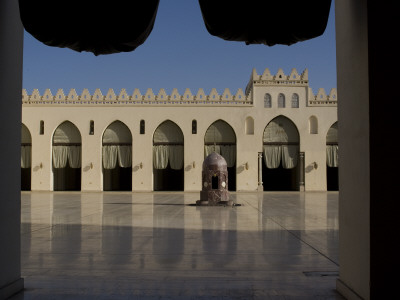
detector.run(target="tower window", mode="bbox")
[40,120,44,135]
[140,120,145,134]
[192,120,197,134]
[89,120,94,135]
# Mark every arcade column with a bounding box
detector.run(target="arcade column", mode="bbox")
[0,0,24,298]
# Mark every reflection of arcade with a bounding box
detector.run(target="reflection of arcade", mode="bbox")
[51,194,82,265]
[326,122,339,191]
[52,121,81,191]
[262,116,300,191]
[21,124,32,191]
[152,194,184,265]
[153,121,184,191]
[102,121,132,191]
[101,194,132,265]
[198,207,237,267]
[204,120,236,191]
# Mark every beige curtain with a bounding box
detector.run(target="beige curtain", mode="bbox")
[53,146,69,168]
[326,145,339,167]
[118,145,132,168]
[204,145,221,157]
[153,145,169,169]
[220,145,236,168]
[281,145,298,169]
[263,145,281,169]
[169,145,184,170]
[68,146,81,168]
[21,146,31,168]
[102,145,118,169]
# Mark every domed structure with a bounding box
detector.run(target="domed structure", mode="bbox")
[197,152,231,206]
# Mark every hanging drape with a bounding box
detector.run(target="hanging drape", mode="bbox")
[282,145,298,169]
[21,146,31,168]
[169,145,184,170]
[117,145,132,168]
[102,145,132,169]
[102,145,118,169]
[53,146,69,168]
[263,146,281,169]
[204,145,221,157]
[263,145,298,169]
[326,145,339,167]
[68,146,81,168]
[220,145,236,168]
[153,145,169,169]
[153,145,183,170]
[53,146,82,169]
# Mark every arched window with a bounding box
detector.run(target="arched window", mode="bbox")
[192,120,197,134]
[89,120,94,135]
[245,116,254,135]
[140,120,145,134]
[264,93,272,108]
[278,93,285,108]
[39,120,44,135]
[309,116,318,134]
[291,93,299,108]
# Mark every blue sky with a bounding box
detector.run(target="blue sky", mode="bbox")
[22,0,336,96]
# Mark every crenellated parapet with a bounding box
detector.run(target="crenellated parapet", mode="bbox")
[22,87,251,106]
[307,87,338,106]
[246,67,337,106]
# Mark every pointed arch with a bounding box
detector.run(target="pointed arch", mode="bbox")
[309,116,318,134]
[326,122,339,191]
[245,116,254,135]
[102,121,132,191]
[21,124,32,191]
[278,93,286,108]
[204,120,236,191]
[52,121,82,191]
[153,120,184,191]
[262,116,300,191]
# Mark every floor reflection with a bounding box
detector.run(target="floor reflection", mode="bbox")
[18,191,343,300]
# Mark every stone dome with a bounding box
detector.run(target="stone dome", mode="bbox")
[203,152,227,170]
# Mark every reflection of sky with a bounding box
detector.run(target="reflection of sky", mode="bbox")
[20,191,339,296]
[23,1,337,95]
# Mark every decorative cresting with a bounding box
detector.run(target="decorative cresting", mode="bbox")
[52,121,81,169]
[326,122,338,167]
[197,152,232,206]
[245,68,338,106]
[19,1,160,55]
[263,116,299,169]
[199,0,331,46]
[22,88,250,105]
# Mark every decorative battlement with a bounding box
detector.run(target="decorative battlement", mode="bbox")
[22,87,252,106]
[246,68,337,106]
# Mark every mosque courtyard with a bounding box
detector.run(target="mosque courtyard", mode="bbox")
[14,191,343,299]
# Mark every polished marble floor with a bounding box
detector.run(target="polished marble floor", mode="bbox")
[12,191,343,299]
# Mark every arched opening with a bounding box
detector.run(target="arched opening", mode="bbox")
[21,124,31,191]
[309,116,318,134]
[52,121,81,191]
[262,116,300,191]
[326,122,339,191]
[245,116,254,135]
[291,93,299,108]
[278,93,286,108]
[204,120,236,191]
[102,121,132,191]
[264,93,271,108]
[153,120,184,191]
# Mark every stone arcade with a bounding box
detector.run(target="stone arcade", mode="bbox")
[20,68,338,192]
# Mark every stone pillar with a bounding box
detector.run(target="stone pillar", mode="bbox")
[299,152,305,191]
[0,0,25,299]
[257,152,263,191]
